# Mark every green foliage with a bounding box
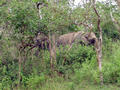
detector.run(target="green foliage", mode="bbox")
[1,0,120,89]
[0,38,18,89]
[26,74,46,89]
[32,0,47,3]
[57,44,95,65]
[40,3,71,34]
[102,42,120,84]
[72,59,100,84]
[56,44,96,75]
[8,1,39,36]
[0,5,9,24]
[102,21,120,40]
[71,41,120,85]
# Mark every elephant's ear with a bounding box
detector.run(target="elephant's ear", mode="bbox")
[84,33,89,40]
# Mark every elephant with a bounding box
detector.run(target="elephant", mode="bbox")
[24,31,98,56]
[56,31,98,48]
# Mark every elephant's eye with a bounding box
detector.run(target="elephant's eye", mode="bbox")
[85,36,88,39]
[90,39,95,44]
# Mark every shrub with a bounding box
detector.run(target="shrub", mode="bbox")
[102,41,120,84]
[102,21,120,40]
[71,41,120,85]
[56,44,96,75]
[72,58,99,84]
[26,74,46,89]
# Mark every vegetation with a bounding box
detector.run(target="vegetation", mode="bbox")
[0,0,120,89]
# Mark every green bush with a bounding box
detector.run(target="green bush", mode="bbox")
[26,74,46,89]
[0,38,18,89]
[72,58,99,84]
[102,21,120,40]
[56,44,96,75]
[102,41,120,84]
[71,41,120,85]
[8,1,39,36]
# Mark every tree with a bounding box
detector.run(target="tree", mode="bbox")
[93,2,103,85]
[109,0,120,32]
[37,0,71,71]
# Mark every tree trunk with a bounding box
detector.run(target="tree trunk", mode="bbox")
[93,0,103,85]
[49,32,56,71]
[52,33,56,64]
[95,39,103,85]
[18,51,22,88]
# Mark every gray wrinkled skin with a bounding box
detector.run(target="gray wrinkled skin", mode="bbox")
[56,31,97,47]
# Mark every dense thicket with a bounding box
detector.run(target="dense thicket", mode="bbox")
[0,0,120,89]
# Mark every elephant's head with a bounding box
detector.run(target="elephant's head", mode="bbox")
[84,32,97,46]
